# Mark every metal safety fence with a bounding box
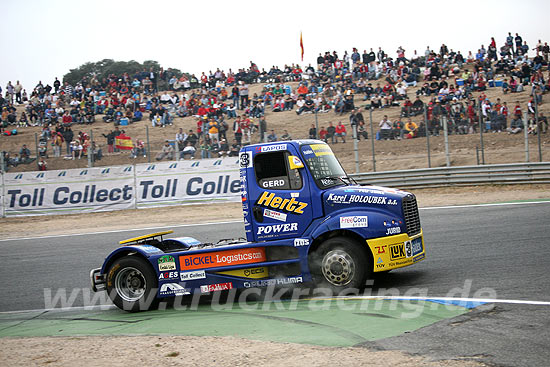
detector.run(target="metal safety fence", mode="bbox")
[350,162,550,189]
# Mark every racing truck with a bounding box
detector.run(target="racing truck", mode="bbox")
[91,140,425,311]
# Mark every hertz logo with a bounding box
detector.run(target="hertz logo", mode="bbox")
[257,191,308,214]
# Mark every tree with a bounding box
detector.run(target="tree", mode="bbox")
[63,59,184,86]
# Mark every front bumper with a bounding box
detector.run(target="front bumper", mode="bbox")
[367,230,425,272]
[90,268,105,292]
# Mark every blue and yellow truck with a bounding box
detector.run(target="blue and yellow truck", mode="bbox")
[91,140,425,311]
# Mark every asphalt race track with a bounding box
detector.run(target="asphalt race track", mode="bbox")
[1,201,549,366]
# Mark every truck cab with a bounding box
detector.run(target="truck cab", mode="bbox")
[239,140,424,281]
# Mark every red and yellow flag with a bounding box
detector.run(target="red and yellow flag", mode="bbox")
[115,134,134,150]
[300,32,304,61]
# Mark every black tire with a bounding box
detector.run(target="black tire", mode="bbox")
[309,237,371,291]
[105,256,158,312]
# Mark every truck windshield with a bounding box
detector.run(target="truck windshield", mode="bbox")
[300,143,348,189]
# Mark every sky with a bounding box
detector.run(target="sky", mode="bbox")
[1,0,549,91]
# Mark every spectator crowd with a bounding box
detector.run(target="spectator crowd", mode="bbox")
[1,32,549,171]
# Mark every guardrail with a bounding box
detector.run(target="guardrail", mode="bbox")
[350,162,550,189]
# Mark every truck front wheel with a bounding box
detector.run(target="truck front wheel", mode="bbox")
[106,256,158,312]
[310,237,370,291]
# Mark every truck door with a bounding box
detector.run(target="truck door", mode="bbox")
[249,149,313,242]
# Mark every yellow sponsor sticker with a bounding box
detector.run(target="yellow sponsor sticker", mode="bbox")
[310,144,334,156]
[367,232,424,272]
[216,267,268,279]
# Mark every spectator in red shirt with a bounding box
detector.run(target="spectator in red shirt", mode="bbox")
[335,122,347,143]
[319,126,328,143]
[513,102,522,119]
[62,110,73,126]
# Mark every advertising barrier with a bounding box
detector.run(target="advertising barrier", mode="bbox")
[0,158,241,217]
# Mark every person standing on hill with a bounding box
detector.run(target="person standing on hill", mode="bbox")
[326,122,336,144]
[377,47,385,62]
[14,81,23,104]
[506,32,514,53]
[239,82,249,109]
[53,78,61,94]
[258,115,267,143]
[62,127,74,155]
[514,33,523,55]
[102,130,116,153]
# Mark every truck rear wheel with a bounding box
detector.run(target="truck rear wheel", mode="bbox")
[310,237,370,291]
[106,256,158,312]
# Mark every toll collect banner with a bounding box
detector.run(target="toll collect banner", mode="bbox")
[0,157,242,217]
[1,165,135,217]
[134,158,241,208]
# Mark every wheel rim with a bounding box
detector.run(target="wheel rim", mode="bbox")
[321,249,356,286]
[114,266,147,302]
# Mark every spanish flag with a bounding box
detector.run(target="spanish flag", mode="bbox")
[115,134,134,150]
[300,32,304,61]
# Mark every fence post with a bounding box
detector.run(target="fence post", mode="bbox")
[34,133,39,161]
[523,111,529,162]
[478,103,485,164]
[369,108,376,172]
[535,94,542,162]
[423,104,431,168]
[352,124,359,173]
[133,163,138,210]
[90,130,95,167]
[442,115,450,167]
[88,130,93,168]
[1,164,5,217]
[314,109,319,139]
[146,125,151,163]
[0,151,5,173]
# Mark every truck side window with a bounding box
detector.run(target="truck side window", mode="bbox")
[254,151,302,190]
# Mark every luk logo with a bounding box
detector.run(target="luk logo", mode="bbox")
[390,244,406,260]
[256,191,308,214]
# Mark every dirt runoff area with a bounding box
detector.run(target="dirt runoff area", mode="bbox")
[1,184,549,239]
[0,335,485,367]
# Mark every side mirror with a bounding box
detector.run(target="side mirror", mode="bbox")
[288,155,304,170]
